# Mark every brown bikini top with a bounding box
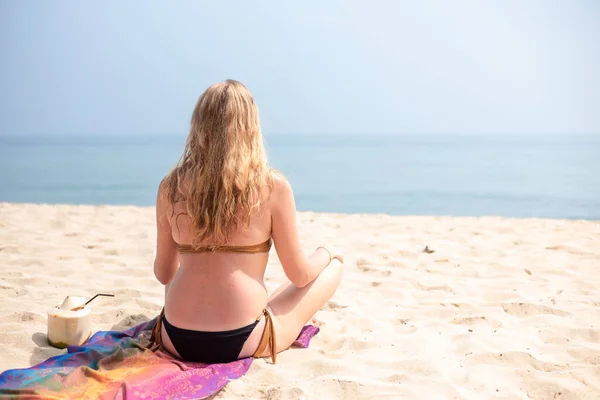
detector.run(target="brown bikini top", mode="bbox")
[178,238,272,254]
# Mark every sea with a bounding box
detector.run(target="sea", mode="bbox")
[0,134,598,220]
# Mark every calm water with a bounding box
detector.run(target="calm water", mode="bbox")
[0,134,598,220]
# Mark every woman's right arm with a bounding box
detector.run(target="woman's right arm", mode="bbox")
[270,176,340,288]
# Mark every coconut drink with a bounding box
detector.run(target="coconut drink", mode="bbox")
[47,296,92,348]
[47,293,114,349]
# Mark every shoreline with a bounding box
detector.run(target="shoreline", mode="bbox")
[1,202,598,222]
[1,203,599,398]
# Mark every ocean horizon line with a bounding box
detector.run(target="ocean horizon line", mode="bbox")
[1,132,598,139]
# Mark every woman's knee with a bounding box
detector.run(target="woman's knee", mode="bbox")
[332,258,344,276]
[321,259,344,291]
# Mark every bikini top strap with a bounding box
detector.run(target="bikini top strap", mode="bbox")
[177,238,272,254]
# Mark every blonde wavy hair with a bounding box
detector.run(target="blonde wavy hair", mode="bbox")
[162,80,274,246]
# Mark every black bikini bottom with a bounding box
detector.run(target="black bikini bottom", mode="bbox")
[162,314,258,364]
[149,309,277,364]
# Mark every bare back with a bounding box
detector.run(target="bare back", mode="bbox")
[163,189,273,332]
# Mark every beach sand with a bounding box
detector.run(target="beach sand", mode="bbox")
[0,203,599,399]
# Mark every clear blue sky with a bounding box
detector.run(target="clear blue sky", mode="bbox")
[1,1,599,136]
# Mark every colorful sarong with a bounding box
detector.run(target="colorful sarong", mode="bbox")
[0,317,319,399]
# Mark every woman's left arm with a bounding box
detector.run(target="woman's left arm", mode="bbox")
[153,182,179,285]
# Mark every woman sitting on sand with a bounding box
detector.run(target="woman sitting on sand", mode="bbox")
[150,80,344,364]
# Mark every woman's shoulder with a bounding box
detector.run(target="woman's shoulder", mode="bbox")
[268,167,285,181]
[268,168,292,193]
[264,169,295,211]
[156,170,189,208]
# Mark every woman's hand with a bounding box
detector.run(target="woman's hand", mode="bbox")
[328,246,344,264]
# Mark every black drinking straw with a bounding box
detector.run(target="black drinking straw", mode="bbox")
[84,293,115,306]
[70,293,115,310]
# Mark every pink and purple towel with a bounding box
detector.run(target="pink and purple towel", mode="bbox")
[0,317,319,399]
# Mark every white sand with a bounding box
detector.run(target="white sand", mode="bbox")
[1,203,599,399]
